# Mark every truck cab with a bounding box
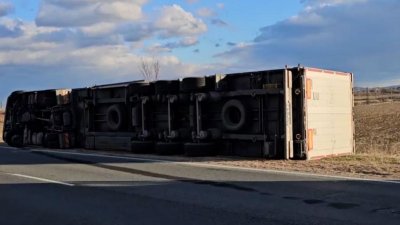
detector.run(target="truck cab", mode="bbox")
[3,89,73,148]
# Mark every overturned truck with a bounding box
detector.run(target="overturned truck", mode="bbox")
[2,66,354,160]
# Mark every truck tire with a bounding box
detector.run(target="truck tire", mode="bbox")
[31,133,37,145]
[37,132,44,146]
[180,77,206,92]
[184,142,216,157]
[3,132,10,145]
[221,99,246,131]
[155,142,182,155]
[131,141,154,154]
[209,92,222,102]
[38,97,55,107]
[44,133,59,148]
[178,93,190,103]
[106,104,125,131]
[21,112,34,123]
[63,111,72,127]
[154,80,180,95]
[11,135,23,148]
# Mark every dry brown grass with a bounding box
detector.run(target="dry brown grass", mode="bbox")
[201,153,400,179]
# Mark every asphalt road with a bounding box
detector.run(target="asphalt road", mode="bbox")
[0,145,399,225]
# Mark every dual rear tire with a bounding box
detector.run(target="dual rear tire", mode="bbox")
[106,104,125,131]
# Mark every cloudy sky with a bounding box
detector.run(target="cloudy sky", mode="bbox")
[0,0,399,105]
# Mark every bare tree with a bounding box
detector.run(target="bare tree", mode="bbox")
[139,57,160,81]
[152,59,159,81]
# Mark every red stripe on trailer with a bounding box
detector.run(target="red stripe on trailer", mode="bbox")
[336,71,351,76]
[306,79,313,100]
[305,67,351,76]
[306,68,323,73]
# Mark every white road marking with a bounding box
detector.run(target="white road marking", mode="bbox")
[30,148,400,185]
[4,172,74,186]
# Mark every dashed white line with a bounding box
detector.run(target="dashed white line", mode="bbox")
[4,173,74,186]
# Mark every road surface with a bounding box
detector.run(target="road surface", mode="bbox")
[0,145,399,225]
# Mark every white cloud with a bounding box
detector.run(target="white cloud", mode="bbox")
[211,18,228,27]
[180,36,199,46]
[303,0,367,7]
[80,22,116,37]
[36,0,146,27]
[0,2,217,103]
[0,16,215,103]
[0,2,13,17]
[197,7,215,17]
[118,23,153,42]
[186,0,199,4]
[0,18,24,38]
[34,2,209,47]
[147,37,199,53]
[0,19,206,75]
[216,3,225,9]
[197,7,228,27]
[154,4,207,38]
[217,0,400,85]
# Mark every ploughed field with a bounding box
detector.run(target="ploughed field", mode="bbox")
[355,102,400,155]
[1,103,399,179]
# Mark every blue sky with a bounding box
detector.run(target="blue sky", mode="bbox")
[0,0,400,105]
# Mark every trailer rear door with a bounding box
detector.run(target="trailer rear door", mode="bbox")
[304,68,354,160]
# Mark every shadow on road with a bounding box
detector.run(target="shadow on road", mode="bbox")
[1,144,400,225]
[0,178,399,225]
